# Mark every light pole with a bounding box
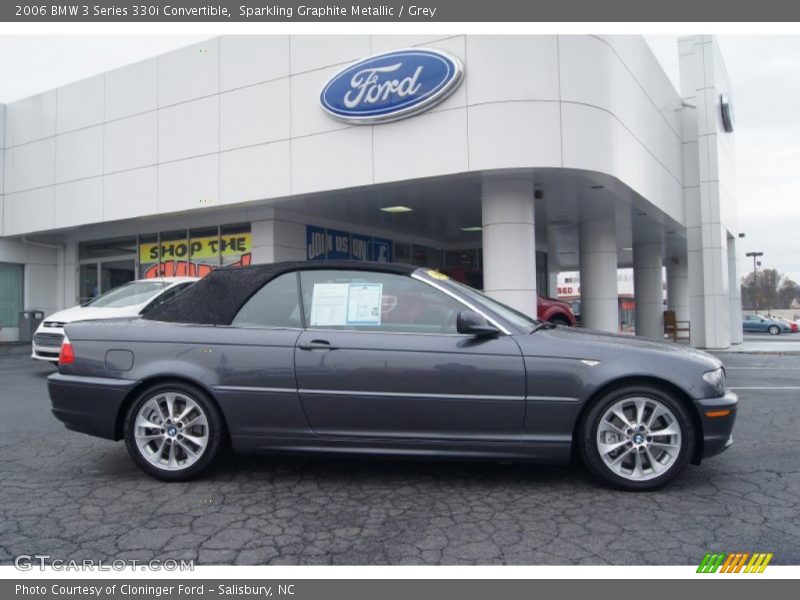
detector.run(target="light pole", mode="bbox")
[746,251,764,314]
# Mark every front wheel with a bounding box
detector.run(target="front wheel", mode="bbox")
[580,386,695,491]
[124,382,225,481]
[768,325,780,335]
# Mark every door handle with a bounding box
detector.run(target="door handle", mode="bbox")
[298,339,338,351]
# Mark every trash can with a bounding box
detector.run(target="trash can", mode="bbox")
[18,310,44,343]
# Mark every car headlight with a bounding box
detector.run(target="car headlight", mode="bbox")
[702,367,726,395]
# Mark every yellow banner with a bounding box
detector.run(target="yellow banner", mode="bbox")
[139,233,251,264]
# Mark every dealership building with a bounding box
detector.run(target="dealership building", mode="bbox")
[0,34,742,348]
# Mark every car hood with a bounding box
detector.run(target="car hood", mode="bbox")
[42,304,144,325]
[516,325,722,369]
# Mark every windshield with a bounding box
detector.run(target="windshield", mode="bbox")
[434,275,538,332]
[87,281,169,308]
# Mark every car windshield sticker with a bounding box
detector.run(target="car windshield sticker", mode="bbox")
[426,269,449,280]
[347,284,382,325]
[310,283,350,326]
[310,283,383,326]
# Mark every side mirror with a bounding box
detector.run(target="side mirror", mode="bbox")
[457,310,500,338]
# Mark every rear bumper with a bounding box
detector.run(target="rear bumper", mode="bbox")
[48,372,136,440]
[695,390,738,460]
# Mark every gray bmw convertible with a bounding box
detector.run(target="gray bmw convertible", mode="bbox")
[48,261,736,490]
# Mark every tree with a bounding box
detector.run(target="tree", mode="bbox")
[741,269,800,311]
[778,278,800,310]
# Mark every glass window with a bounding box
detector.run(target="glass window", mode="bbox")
[220,223,252,268]
[79,237,137,260]
[86,280,169,308]
[79,264,99,303]
[188,227,220,277]
[300,270,465,334]
[394,243,412,264]
[145,282,195,311]
[138,233,160,278]
[442,277,537,331]
[232,272,302,329]
[156,230,190,277]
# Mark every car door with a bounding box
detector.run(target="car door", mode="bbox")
[743,315,761,332]
[293,269,527,442]
[209,271,309,438]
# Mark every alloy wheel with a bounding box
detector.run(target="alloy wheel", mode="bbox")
[596,397,682,482]
[133,391,209,471]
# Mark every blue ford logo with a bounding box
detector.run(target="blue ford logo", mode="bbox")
[320,48,464,124]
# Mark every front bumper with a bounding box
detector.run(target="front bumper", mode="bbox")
[32,328,65,362]
[48,372,137,440]
[695,390,738,460]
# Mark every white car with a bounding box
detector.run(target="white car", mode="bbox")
[32,277,198,362]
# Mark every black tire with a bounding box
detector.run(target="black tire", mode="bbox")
[124,382,226,481]
[549,315,572,327]
[579,384,695,491]
[768,325,780,336]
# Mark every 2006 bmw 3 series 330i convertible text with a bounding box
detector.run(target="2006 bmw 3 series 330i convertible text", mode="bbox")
[47,262,737,491]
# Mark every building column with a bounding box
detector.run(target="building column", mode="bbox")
[728,236,744,344]
[251,210,307,264]
[680,35,733,350]
[579,217,618,332]
[481,176,537,318]
[666,256,690,323]
[633,242,664,340]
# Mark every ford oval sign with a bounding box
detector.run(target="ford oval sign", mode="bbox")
[320,48,464,124]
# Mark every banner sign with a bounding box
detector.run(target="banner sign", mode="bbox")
[139,233,251,264]
[306,226,393,263]
[139,233,252,278]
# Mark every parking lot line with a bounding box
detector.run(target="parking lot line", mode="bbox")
[725,367,797,370]
[729,386,800,390]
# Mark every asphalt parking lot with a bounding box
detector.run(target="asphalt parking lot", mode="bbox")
[0,342,798,566]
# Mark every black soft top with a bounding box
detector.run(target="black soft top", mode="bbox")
[142,260,418,325]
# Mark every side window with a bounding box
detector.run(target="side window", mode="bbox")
[299,270,464,334]
[232,272,302,329]
[144,282,192,311]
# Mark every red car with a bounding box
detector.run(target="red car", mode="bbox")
[537,295,577,326]
[441,268,577,326]
[773,317,799,333]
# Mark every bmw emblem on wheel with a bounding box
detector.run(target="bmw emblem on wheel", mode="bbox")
[319,48,464,124]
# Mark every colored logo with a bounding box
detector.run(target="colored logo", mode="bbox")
[697,552,773,573]
[320,48,464,124]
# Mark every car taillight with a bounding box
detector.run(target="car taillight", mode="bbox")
[58,339,75,365]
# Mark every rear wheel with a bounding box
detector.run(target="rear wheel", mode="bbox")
[124,382,225,481]
[768,325,780,335]
[580,385,694,491]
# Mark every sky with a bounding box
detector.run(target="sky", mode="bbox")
[0,34,797,284]
[716,36,800,284]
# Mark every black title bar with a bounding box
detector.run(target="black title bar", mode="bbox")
[4,0,800,22]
